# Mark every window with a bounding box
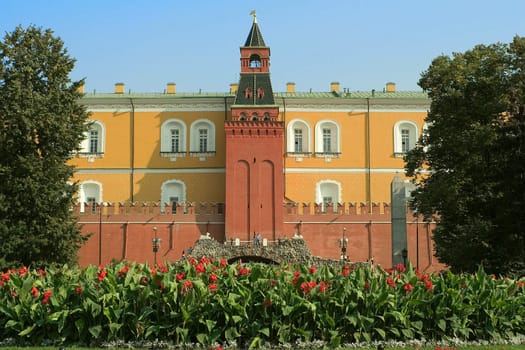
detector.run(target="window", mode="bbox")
[170,129,180,153]
[89,130,99,153]
[315,120,340,157]
[249,54,261,68]
[190,119,215,155]
[322,128,332,153]
[316,180,341,213]
[87,197,97,214]
[79,120,105,157]
[322,196,333,214]
[294,129,303,152]
[401,129,410,153]
[169,196,179,214]
[78,181,102,213]
[286,119,311,156]
[161,180,186,213]
[393,120,418,156]
[199,129,208,152]
[161,119,186,156]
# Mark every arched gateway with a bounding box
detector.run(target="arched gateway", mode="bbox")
[188,234,326,265]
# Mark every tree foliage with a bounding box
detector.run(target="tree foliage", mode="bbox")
[0,26,89,269]
[405,37,525,275]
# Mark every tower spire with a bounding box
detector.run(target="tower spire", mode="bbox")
[250,10,257,23]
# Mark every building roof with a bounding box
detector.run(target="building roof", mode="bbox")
[244,17,266,47]
[80,90,428,100]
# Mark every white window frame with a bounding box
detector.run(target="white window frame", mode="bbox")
[161,119,186,155]
[79,120,105,157]
[190,119,215,155]
[315,180,341,213]
[78,180,103,213]
[393,120,418,156]
[286,119,312,156]
[160,180,186,213]
[314,120,340,156]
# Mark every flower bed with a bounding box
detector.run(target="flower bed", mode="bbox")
[0,259,524,348]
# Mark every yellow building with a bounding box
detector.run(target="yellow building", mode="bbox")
[71,83,428,209]
[70,19,429,215]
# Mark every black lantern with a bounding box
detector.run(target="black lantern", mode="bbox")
[152,226,161,265]
[338,227,348,261]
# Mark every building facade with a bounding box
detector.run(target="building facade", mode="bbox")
[71,16,438,269]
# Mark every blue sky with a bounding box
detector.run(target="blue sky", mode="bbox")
[2,0,525,93]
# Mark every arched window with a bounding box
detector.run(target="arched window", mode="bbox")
[393,120,418,156]
[160,180,186,213]
[287,119,311,155]
[245,88,252,99]
[79,120,105,156]
[315,120,340,156]
[316,180,341,213]
[78,180,102,213]
[190,119,215,154]
[249,54,261,68]
[251,113,258,121]
[257,88,264,99]
[161,119,186,154]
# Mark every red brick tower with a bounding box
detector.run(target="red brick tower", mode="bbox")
[225,13,283,242]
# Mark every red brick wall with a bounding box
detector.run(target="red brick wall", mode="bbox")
[76,202,445,272]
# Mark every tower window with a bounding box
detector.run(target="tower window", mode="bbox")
[249,54,261,68]
[257,88,264,99]
[245,88,252,99]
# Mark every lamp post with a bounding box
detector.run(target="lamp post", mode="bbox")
[415,211,419,270]
[338,227,348,261]
[152,226,161,266]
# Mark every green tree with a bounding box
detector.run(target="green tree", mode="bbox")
[405,37,525,275]
[0,26,89,269]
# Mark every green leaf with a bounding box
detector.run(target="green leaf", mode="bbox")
[437,319,446,331]
[225,327,240,340]
[282,305,294,316]
[258,327,270,337]
[249,336,262,349]
[206,319,216,333]
[18,324,35,337]
[374,327,386,339]
[88,325,102,338]
[196,333,208,345]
